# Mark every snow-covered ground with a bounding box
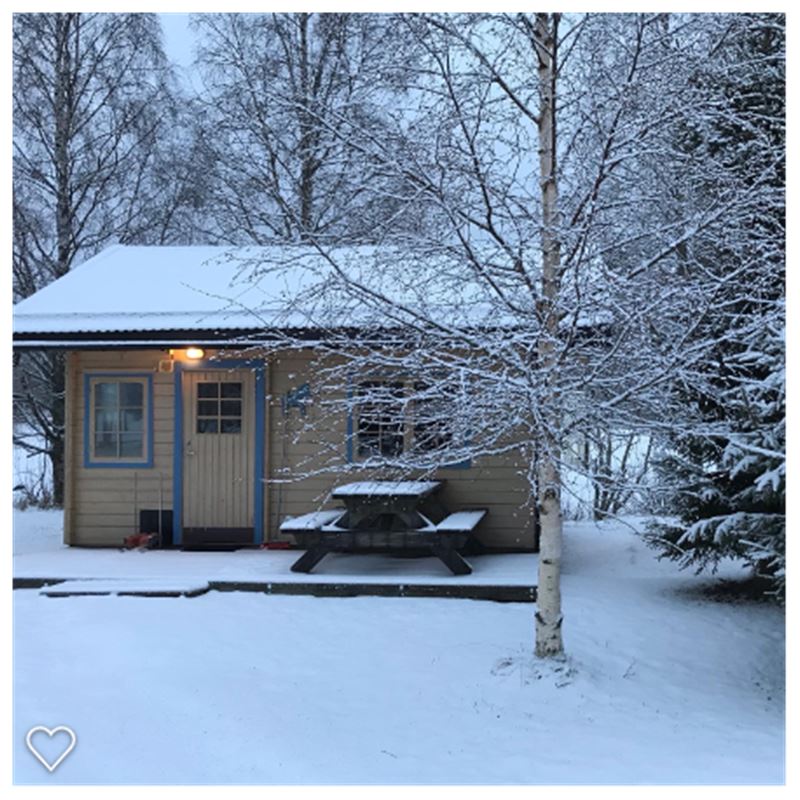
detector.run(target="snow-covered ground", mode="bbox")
[12,510,537,587]
[13,510,784,784]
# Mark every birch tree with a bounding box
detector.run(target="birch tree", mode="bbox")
[192,12,416,244]
[233,11,785,657]
[13,12,191,503]
[531,12,564,656]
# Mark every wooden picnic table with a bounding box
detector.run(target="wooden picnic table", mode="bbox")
[280,480,486,576]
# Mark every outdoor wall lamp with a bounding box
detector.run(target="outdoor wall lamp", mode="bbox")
[185,347,205,360]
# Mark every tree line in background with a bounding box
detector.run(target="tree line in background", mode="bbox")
[13,13,785,631]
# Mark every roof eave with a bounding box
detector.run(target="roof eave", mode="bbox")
[11,325,383,350]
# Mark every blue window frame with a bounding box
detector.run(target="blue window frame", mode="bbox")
[83,372,154,468]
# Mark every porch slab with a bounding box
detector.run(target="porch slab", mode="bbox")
[30,577,535,602]
[14,547,538,602]
[38,577,211,598]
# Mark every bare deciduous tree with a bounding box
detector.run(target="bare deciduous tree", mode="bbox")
[234,12,782,656]
[13,12,191,503]
[193,12,418,244]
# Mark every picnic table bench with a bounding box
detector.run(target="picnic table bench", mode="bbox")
[280,480,486,576]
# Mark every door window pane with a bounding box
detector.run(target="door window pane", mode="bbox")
[198,382,219,398]
[220,400,241,417]
[198,400,219,416]
[221,382,242,398]
[196,381,243,434]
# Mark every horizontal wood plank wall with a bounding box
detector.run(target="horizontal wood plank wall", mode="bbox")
[67,348,534,550]
[267,350,536,550]
[69,349,175,546]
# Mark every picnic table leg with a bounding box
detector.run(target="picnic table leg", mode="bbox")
[290,545,329,574]
[433,542,473,576]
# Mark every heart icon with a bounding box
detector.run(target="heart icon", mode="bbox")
[25,725,77,773]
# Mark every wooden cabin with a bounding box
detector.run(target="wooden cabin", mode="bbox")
[12,246,538,551]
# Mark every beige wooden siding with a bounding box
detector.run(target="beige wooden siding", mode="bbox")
[67,349,175,546]
[66,347,535,550]
[266,349,536,550]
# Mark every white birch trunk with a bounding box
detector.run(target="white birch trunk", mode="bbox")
[536,436,563,657]
[534,13,564,658]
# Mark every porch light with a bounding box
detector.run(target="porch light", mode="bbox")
[186,347,205,360]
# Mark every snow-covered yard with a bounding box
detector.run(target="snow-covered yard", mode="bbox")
[12,509,537,588]
[13,510,784,784]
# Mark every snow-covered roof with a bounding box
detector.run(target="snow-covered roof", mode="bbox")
[12,245,328,338]
[12,244,512,344]
[14,243,606,347]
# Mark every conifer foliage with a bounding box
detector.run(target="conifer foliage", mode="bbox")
[646,15,785,600]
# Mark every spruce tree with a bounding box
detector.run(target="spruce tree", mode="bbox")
[647,14,785,599]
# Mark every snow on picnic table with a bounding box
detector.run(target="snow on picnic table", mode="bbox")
[330,480,441,497]
[13,509,784,785]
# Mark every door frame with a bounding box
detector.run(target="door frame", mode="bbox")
[172,358,266,546]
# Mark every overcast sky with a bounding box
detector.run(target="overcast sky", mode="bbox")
[159,12,195,70]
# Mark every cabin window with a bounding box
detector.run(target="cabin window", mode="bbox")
[412,381,454,452]
[355,381,405,457]
[84,374,152,467]
[351,378,469,468]
[196,381,243,434]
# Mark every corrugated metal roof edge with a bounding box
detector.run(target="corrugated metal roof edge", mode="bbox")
[11,324,389,349]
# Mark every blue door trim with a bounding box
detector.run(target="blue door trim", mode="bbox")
[173,359,266,546]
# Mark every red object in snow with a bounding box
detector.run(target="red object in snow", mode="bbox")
[261,541,291,550]
[123,533,157,549]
